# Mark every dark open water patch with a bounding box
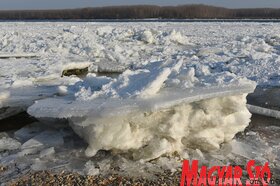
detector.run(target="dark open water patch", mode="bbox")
[247,86,280,111]
[0,111,37,132]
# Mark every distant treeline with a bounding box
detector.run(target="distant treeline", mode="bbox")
[0,5,280,20]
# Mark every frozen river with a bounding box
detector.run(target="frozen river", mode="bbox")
[0,22,279,183]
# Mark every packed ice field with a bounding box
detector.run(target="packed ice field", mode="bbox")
[0,22,280,182]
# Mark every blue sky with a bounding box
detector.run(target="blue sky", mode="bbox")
[0,0,279,10]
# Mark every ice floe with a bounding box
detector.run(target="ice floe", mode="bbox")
[27,57,256,160]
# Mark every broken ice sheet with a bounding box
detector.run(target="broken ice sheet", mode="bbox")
[14,122,45,142]
[156,157,181,173]
[31,159,48,171]
[84,160,100,176]
[0,107,23,120]
[40,147,55,158]
[229,132,277,165]
[0,137,21,151]
[20,130,64,152]
[30,158,66,171]
[117,157,164,178]
[230,140,258,160]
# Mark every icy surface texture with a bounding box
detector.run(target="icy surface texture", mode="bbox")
[69,94,251,160]
[0,22,280,183]
[1,22,279,174]
[26,55,255,160]
[0,136,21,151]
[0,23,252,159]
[1,22,280,111]
[247,104,280,120]
[0,115,279,183]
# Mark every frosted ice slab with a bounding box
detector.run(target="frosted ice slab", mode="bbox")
[247,104,280,120]
[21,130,64,150]
[28,83,256,119]
[27,56,256,160]
[0,137,21,151]
[14,122,45,142]
[28,82,255,160]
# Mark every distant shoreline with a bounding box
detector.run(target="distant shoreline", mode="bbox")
[0,19,280,23]
[0,4,280,20]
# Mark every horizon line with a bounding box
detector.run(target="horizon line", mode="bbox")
[0,4,279,11]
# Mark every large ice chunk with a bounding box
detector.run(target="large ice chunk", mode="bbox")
[27,58,256,160]
[0,137,21,151]
[28,88,255,161]
[247,104,280,120]
[14,122,45,142]
[69,94,251,160]
[21,131,64,150]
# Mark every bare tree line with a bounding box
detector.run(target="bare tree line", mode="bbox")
[0,5,280,20]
